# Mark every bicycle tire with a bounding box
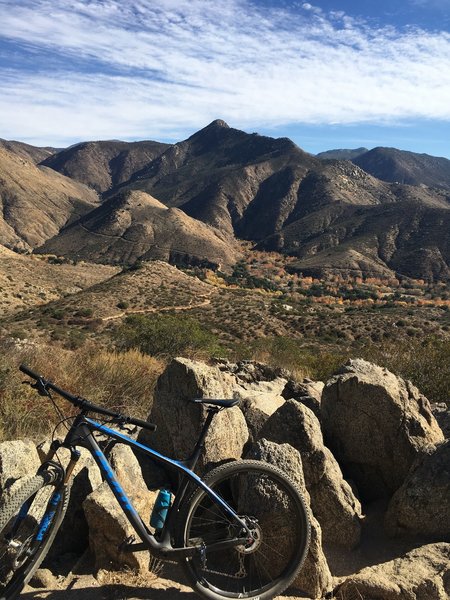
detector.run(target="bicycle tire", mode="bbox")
[177,460,311,600]
[0,474,70,600]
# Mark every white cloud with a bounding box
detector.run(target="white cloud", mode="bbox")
[0,0,449,145]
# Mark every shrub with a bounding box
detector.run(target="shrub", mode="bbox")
[232,336,348,382]
[360,336,450,404]
[117,314,225,359]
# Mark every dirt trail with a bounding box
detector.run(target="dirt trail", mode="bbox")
[101,295,213,322]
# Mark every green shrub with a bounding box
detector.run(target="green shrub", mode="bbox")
[117,314,225,359]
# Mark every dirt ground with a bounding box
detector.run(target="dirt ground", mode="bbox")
[21,500,423,600]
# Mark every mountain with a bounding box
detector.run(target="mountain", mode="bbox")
[108,120,319,239]
[352,147,450,191]
[259,161,450,280]
[41,140,171,193]
[38,190,240,268]
[0,139,56,164]
[3,124,450,282]
[0,146,99,250]
[317,147,368,161]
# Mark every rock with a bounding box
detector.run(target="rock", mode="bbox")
[0,439,41,494]
[335,543,450,600]
[432,403,450,439]
[215,359,289,385]
[141,358,248,472]
[29,568,59,589]
[282,379,324,420]
[322,359,444,501]
[109,444,156,526]
[246,439,333,599]
[83,444,157,572]
[259,400,362,548]
[35,442,103,557]
[385,440,450,540]
[214,360,287,446]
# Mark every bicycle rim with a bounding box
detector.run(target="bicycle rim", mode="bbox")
[0,476,64,599]
[179,461,310,600]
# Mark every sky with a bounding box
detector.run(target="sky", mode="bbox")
[1,0,450,157]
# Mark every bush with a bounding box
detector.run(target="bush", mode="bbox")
[233,336,348,382]
[360,336,450,404]
[117,314,225,359]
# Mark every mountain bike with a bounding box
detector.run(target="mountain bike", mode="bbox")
[0,364,311,600]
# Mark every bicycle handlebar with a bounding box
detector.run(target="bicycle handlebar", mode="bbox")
[19,364,157,432]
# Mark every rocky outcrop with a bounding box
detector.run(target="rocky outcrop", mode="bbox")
[141,358,248,472]
[432,403,450,439]
[322,359,444,501]
[259,400,362,548]
[335,543,450,600]
[83,445,157,572]
[246,439,333,599]
[282,378,324,420]
[385,440,450,540]
[0,439,41,494]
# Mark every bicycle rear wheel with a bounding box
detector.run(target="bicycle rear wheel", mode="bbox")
[177,460,310,600]
[0,474,69,600]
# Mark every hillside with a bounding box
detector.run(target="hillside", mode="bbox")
[42,139,171,193]
[353,147,450,191]
[37,190,240,268]
[0,244,119,316]
[0,146,99,250]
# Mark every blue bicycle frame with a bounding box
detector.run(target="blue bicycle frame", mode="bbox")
[39,410,251,560]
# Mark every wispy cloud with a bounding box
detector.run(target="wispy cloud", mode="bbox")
[0,0,449,145]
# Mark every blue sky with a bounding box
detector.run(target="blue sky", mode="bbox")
[0,0,449,157]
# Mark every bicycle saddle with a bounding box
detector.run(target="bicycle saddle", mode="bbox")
[192,398,239,408]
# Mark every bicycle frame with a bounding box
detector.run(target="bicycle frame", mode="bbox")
[41,412,251,560]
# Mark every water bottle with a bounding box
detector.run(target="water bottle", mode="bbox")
[150,489,171,531]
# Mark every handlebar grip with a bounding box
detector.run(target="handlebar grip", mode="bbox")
[127,416,157,432]
[19,364,41,380]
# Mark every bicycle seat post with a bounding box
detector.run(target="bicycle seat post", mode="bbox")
[186,406,220,471]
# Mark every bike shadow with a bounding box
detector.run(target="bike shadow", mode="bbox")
[22,583,197,600]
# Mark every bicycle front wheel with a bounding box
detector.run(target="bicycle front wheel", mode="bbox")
[0,474,69,600]
[178,460,310,600]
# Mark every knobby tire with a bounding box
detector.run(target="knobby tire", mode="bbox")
[177,459,311,600]
[0,474,69,600]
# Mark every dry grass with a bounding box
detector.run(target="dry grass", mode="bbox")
[96,559,163,587]
[0,340,165,442]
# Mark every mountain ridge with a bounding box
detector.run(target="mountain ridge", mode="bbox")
[2,123,450,281]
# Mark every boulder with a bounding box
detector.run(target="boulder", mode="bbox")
[141,358,248,472]
[432,403,450,439]
[322,359,444,501]
[0,439,41,494]
[259,400,362,548]
[83,444,157,571]
[282,379,324,420]
[36,442,102,556]
[335,543,450,600]
[246,439,333,599]
[215,359,287,443]
[385,440,450,540]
